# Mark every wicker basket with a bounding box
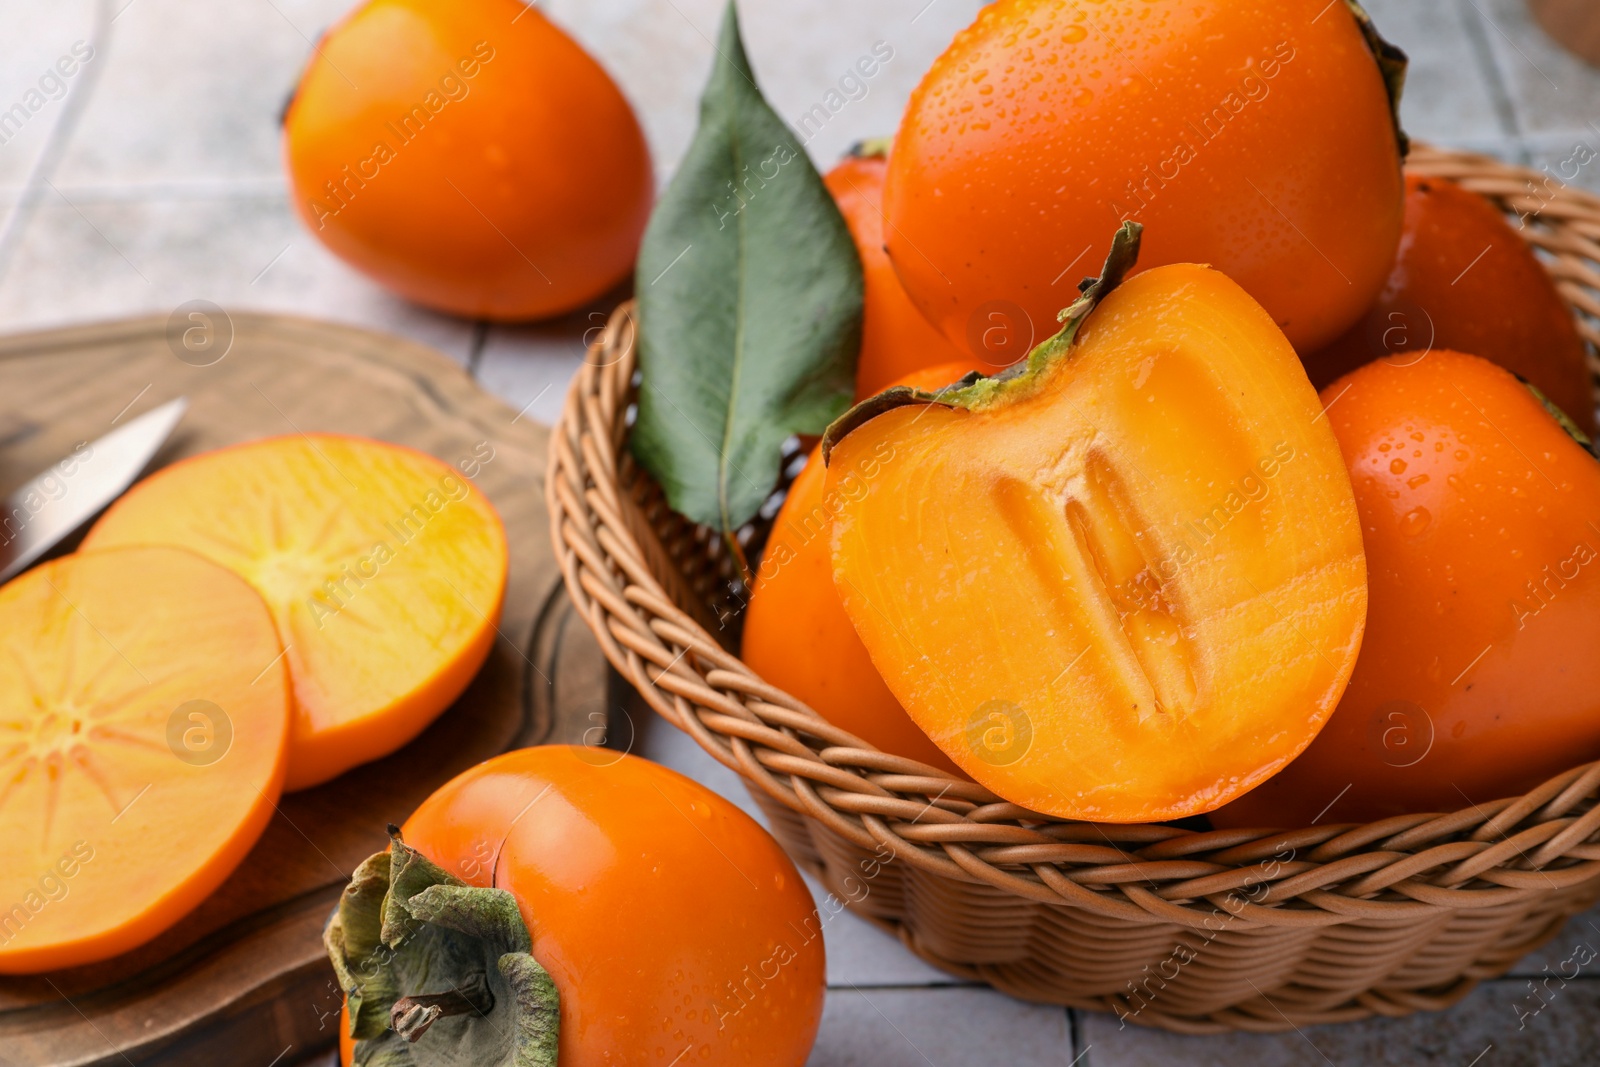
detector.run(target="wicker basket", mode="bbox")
[547,145,1600,1034]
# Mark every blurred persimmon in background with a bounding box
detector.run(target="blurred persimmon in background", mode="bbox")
[824,143,979,399]
[284,0,653,321]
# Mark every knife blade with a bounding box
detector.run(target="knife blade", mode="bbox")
[0,397,188,583]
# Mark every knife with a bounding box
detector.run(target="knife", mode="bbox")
[0,397,189,583]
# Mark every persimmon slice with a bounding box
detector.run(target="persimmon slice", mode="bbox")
[0,546,289,973]
[84,435,508,791]
[823,227,1367,822]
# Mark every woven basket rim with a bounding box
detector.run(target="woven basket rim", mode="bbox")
[547,142,1600,933]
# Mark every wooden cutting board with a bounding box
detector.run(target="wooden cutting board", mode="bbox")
[0,312,612,1067]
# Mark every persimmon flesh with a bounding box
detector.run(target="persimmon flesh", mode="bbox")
[0,547,290,973]
[83,435,508,790]
[826,254,1367,821]
[1217,351,1600,826]
[744,363,984,775]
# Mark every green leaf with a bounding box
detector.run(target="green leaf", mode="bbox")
[632,0,862,537]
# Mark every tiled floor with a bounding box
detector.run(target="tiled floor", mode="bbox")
[3,1,1599,1064]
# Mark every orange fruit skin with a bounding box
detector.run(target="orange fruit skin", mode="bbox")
[884,0,1403,354]
[1217,351,1600,827]
[825,153,982,398]
[400,747,825,1067]
[0,547,290,974]
[83,434,508,791]
[338,1002,354,1065]
[1303,172,1595,433]
[744,364,982,775]
[284,0,653,321]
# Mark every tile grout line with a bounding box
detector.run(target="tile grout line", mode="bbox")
[1454,0,1526,152]
[467,320,490,378]
[1069,1006,1089,1066]
[824,980,987,992]
[0,0,117,288]
[820,973,1600,994]
[0,178,291,202]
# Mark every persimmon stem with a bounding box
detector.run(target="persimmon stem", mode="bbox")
[724,528,754,589]
[391,971,495,1042]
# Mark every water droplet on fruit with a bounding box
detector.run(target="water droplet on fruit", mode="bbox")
[1407,474,1430,489]
[1454,449,1469,461]
[1402,506,1431,536]
[1063,24,1087,43]
[1390,458,1407,475]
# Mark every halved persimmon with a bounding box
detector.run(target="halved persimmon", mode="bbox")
[83,435,508,791]
[0,546,290,973]
[823,226,1367,821]
[744,363,983,775]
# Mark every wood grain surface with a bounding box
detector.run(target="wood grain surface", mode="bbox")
[0,312,610,1067]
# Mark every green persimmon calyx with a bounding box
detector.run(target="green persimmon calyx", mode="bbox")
[324,827,559,1067]
[1346,0,1410,156]
[845,136,893,161]
[1522,377,1598,458]
[822,220,1143,463]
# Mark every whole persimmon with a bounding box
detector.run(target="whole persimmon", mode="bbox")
[1303,172,1595,433]
[744,363,985,775]
[327,746,824,1066]
[338,1006,353,1066]
[1217,351,1600,827]
[824,227,1367,823]
[284,0,653,320]
[884,0,1405,354]
[826,145,985,398]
